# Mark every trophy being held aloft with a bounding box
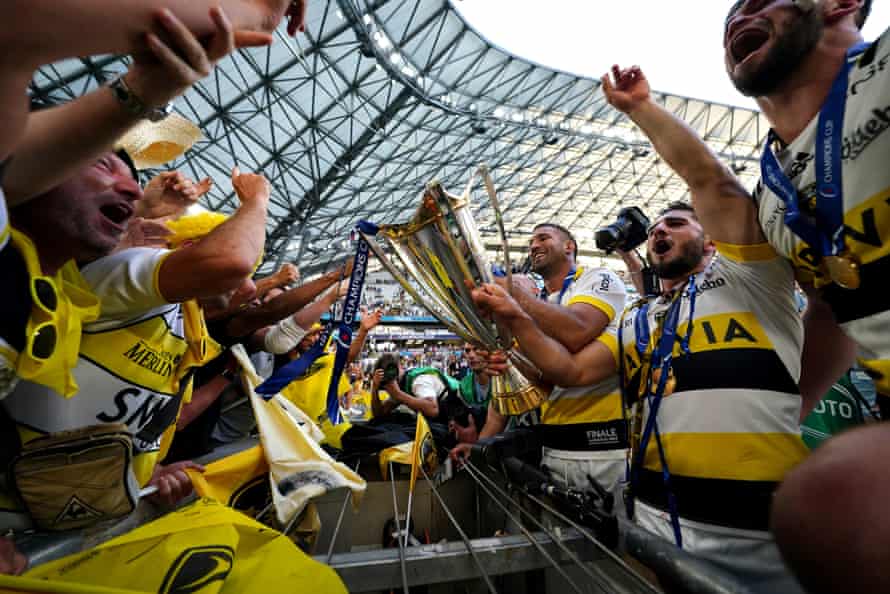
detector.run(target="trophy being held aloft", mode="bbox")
[358,165,547,415]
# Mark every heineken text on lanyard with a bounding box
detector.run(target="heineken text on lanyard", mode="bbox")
[759,43,870,290]
[256,221,377,424]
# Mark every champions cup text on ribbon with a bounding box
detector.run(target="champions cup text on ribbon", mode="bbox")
[256,222,378,425]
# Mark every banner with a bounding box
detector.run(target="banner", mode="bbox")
[187,445,271,517]
[278,353,351,448]
[256,221,377,426]
[7,499,346,594]
[409,413,437,493]
[378,413,437,493]
[378,441,413,480]
[231,346,365,526]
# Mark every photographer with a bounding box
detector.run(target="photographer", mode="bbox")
[369,354,461,425]
[476,202,807,593]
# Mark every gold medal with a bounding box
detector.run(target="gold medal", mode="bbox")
[651,367,676,396]
[822,252,861,290]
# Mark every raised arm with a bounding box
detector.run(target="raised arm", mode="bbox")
[158,168,268,302]
[253,263,300,302]
[349,308,383,363]
[473,284,617,387]
[602,65,762,246]
[4,0,306,68]
[4,9,242,205]
[617,249,647,295]
[226,270,346,338]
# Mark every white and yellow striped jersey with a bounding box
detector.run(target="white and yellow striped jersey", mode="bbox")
[616,245,808,531]
[539,266,627,451]
[754,27,890,396]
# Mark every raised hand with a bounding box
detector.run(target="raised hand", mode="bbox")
[360,307,384,331]
[126,7,240,112]
[480,350,509,377]
[140,171,212,220]
[116,216,174,250]
[286,0,309,36]
[231,166,271,206]
[601,64,652,115]
[371,369,385,393]
[276,262,300,285]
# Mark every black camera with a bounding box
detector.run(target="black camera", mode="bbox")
[381,363,399,385]
[594,206,650,255]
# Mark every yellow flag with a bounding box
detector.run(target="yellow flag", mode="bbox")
[187,445,270,517]
[409,414,437,493]
[378,440,413,479]
[278,353,352,449]
[15,499,346,594]
[231,346,366,526]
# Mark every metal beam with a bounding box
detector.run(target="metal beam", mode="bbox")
[264,86,414,255]
[321,529,628,593]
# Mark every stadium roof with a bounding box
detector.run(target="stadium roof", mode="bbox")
[30,0,768,275]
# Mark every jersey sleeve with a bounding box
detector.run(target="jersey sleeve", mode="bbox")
[566,268,627,322]
[595,322,621,368]
[80,247,172,319]
[412,374,445,401]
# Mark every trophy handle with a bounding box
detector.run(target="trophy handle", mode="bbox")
[476,164,513,298]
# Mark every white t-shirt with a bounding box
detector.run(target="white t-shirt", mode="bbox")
[411,372,445,401]
[4,248,179,442]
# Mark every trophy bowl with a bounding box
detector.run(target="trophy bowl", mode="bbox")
[358,166,547,416]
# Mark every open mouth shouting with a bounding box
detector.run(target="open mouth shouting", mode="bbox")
[730,26,771,66]
[652,238,673,257]
[98,201,135,235]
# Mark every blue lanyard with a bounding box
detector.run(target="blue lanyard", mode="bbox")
[257,220,377,424]
[540,267,577,303]
[628,274,700,548]
[759,43,869,260]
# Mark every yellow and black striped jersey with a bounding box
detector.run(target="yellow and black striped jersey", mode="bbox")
[539,267,627,451]
[615,245,808,530]
[753,27,890,396]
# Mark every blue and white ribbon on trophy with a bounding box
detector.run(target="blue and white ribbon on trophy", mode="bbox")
[256,220,378,424]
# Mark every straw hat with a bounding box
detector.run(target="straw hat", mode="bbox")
[114,113,204,169]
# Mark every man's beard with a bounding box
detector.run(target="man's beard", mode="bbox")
[651,236,705,280]
[730,9,823,97]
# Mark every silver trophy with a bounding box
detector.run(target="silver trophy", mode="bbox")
[359,165,547,415]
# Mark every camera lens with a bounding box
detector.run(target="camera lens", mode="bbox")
[595,224,623,253]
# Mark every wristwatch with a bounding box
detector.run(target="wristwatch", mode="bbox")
[108,76,172,122]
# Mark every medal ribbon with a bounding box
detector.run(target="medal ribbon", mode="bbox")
[625,274,700,548]
[759,43,870,265]
[257,221,377,425]
[539,266,578,302]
